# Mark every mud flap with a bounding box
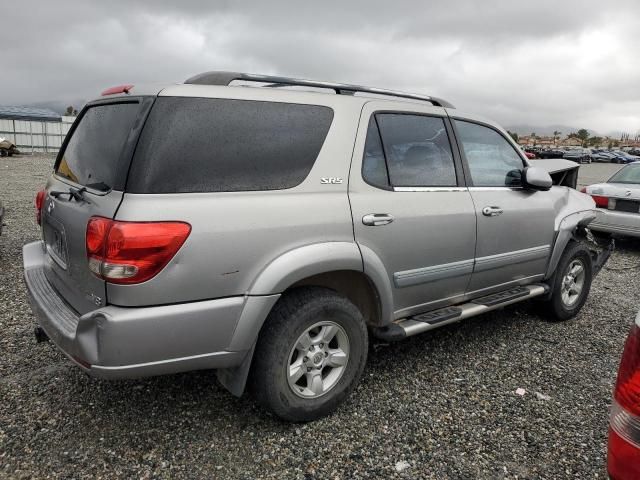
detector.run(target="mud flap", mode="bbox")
[216,344,255,397]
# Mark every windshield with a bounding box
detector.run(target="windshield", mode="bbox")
[609,164,640,184]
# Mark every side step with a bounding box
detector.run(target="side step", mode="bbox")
[374,284,548,341]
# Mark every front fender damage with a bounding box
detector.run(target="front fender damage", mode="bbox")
[545,207,614,283]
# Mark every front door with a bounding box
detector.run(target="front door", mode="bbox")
[451,117,556,296]
[349,103,477,319]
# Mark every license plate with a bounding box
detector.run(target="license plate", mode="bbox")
[613,199,640,214]
[44,218,68,267]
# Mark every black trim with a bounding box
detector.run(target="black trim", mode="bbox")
[412,306,462,324]
[471,286,529,306]
[448,117,526,188]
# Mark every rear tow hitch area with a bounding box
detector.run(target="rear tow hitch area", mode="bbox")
[34,326,49,343]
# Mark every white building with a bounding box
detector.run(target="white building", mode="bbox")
[0,106,75,154]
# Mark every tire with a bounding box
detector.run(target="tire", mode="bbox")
[249,287,368,422]
[540,241,593,321]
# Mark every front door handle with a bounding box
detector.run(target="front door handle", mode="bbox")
[482,206,504,217]
[362,213,394,226]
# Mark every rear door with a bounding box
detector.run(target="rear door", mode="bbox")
[349,102,477,319]
[450,116,556,296]
[41,99,152,314]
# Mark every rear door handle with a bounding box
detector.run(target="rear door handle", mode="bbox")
[362,213,394,226]
[482,206,504,217]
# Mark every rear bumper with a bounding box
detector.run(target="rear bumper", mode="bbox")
[23,241,279,379]
[590,209,640,238]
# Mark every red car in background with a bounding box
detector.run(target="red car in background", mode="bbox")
[607,313,640,479]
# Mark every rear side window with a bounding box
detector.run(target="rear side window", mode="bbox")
[362,113,457,188]
[56,102,140,190]
[127,98,334,193]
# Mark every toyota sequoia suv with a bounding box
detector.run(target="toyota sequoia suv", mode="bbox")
[24,72,612,421]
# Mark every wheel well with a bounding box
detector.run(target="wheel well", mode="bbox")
[288,270,382,326]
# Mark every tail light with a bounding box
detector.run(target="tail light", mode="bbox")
[86,217,191,285]
[580,187,609,208]
[608,323,640,479]
[34,188,46,225]
[591,195,610,208]
[101,84,134,96]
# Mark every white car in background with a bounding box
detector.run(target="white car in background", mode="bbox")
[583,162,640,238]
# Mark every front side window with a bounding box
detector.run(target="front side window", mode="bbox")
[454,120,525,187]
[363,113,456,188]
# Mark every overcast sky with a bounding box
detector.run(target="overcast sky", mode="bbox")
[3,0,640,134]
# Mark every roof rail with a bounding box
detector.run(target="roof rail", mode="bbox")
[184,71,454,108]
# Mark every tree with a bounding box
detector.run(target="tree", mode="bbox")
[507,130,519,143]
[576,129,590,147]
[588,136,603,147]
[64,106,73,116]
[530,132,537,146]
[553,130,561,146]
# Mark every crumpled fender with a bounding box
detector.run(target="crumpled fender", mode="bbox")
[545,188,598,279]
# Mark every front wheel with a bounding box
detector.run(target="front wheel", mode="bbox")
[249,287,368,422]
[540,241,593,321]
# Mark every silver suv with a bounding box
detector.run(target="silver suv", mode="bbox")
[24,72,612,421]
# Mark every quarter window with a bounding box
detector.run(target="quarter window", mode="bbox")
[362,113,457,188]
[454,120,525,187]
[127,98,334,193]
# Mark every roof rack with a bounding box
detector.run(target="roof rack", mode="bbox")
[184,71,454,108]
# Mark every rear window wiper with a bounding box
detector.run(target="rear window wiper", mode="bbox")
[85,182,111,192]
[50,186,90,203]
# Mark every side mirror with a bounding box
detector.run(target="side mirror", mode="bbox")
[523,166,552,191]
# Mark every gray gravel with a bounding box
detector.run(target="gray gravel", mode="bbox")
[1,156,639,479]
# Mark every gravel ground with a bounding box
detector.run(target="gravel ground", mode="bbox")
[1,156,639,479]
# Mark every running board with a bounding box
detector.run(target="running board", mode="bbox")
[374,284,549,341]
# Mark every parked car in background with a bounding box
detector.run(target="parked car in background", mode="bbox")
[607,311,640,479]
[583,162,640,238]
[563,148,592,164]
[520,146,536,159]
[592,150,617,163]
[610,151,640,164]
[23,71,611,422]
[627,148,640,157]
[537,148,567,159]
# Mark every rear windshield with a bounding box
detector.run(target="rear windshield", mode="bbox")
[55,102,140,190]
[609,164,640,184]
[127,97,334,193]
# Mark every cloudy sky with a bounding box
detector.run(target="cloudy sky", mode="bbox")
[3,0,640,135]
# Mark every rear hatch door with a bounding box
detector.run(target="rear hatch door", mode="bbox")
[41,97,153,314]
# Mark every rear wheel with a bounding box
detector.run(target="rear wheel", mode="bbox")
[541,241,593,321]
[249,287,368,422]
